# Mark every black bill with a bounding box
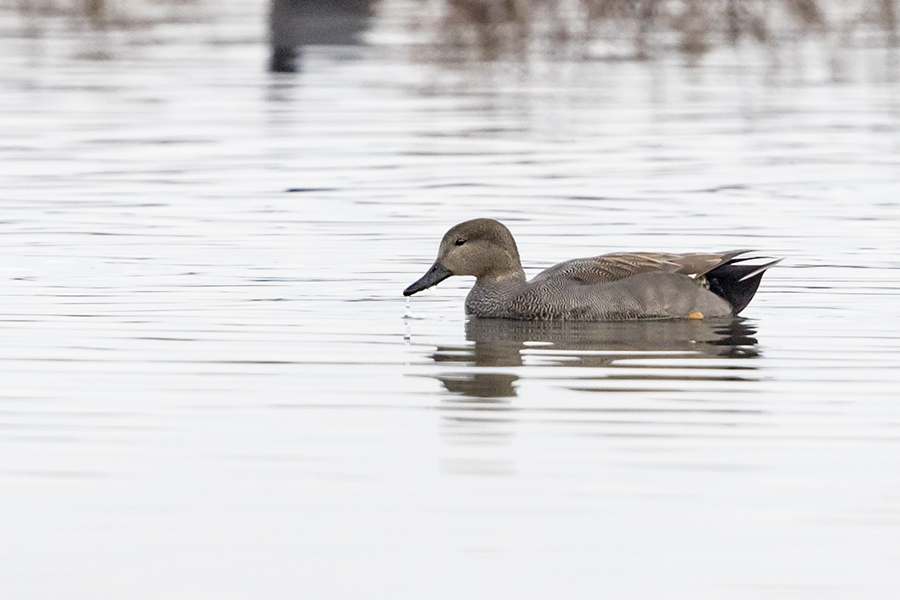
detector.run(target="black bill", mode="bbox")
[403,262,453,296]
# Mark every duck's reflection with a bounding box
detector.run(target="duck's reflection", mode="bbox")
[433,317,761,398]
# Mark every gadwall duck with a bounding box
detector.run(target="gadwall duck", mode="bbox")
[403,218,779,321]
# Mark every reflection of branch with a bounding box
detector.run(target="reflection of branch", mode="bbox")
[784,0,826,28]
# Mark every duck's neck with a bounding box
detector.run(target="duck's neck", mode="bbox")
[465,269,527,318]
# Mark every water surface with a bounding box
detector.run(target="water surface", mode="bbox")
[1,2,900,598]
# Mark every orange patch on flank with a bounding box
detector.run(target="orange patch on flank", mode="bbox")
[688,311,704,319]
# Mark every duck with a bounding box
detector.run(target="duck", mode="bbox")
[403,218,779,321]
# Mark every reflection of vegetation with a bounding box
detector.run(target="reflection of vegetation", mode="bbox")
[9,0,895,57]
[6,0,203,29]
[416,0,898,58]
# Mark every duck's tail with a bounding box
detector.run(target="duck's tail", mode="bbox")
[706,257,782,315]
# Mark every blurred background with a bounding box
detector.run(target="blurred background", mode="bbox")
[1,1,899,599]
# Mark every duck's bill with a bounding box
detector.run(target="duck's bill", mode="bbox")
[403,262,453,296]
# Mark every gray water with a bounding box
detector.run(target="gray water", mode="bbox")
[2,1,900,598]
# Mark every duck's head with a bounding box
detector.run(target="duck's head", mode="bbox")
[403,218,523,296]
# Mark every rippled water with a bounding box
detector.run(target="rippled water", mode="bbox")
[2,1,900,598]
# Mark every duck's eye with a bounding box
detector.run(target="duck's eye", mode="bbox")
[455,238,466,246]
